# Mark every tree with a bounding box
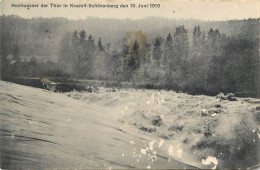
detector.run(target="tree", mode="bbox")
[121,44,130,81]
[166,33,173,44]
[162,34,173,66]
[174,26,189,61]
[152,37,163,65]
[192,25,202,46]
[128,40,140,70]
[79,30,86,41]
[208,28,215,42]
[98,38,104,51]
[58,32,79,74]
[0,20,21,80]
[165,25,189,90]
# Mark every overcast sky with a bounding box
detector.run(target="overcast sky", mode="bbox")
[0,0,259,21]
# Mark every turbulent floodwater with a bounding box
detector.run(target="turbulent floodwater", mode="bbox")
[66,87,260,169]
[0,81,260,169]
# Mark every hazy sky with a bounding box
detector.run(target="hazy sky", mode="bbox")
[0,0,259,21]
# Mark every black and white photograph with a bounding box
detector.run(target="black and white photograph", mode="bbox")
[0,0,259,169]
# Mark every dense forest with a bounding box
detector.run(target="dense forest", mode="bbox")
[0,15,259,97]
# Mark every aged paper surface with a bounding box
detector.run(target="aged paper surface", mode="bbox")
[0,0,259,20]
[0,0,260,169]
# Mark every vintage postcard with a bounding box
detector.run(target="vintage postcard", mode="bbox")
[0,0,259,169]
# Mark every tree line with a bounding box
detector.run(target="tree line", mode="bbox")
[0,16,259,97]
[57,25,259,97]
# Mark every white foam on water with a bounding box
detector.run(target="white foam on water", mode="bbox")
[140,148,147,155]
[158,139,164,148]
[168,145,174,156]
[202,156,218,169]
